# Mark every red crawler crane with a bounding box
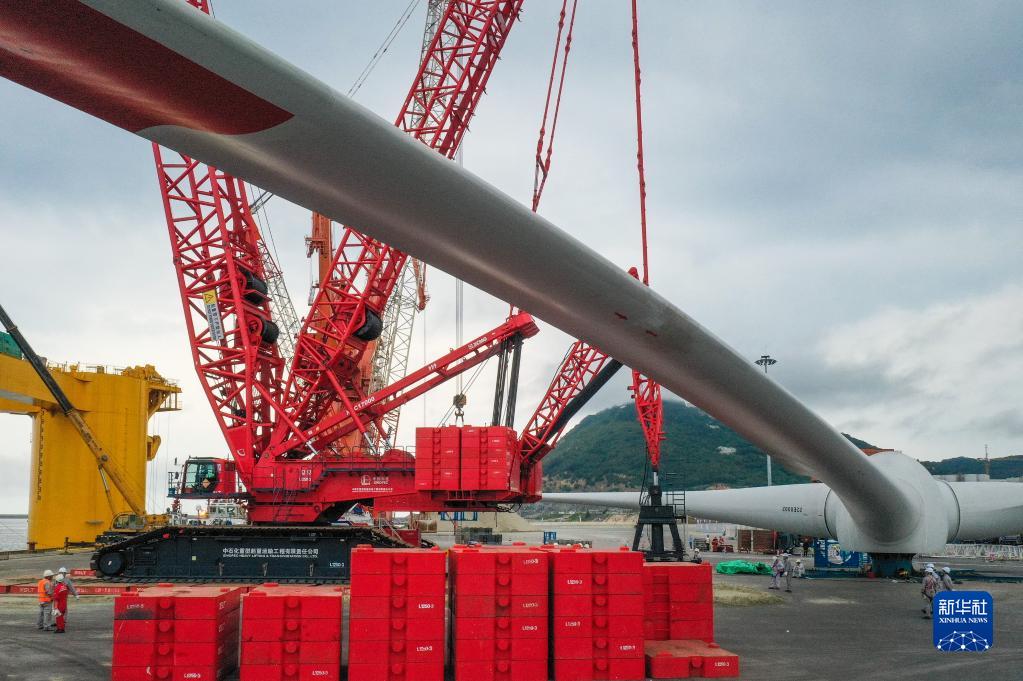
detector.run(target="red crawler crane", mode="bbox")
[93,1,675,582]
[94,0,535,582]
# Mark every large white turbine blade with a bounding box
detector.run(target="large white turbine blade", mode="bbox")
[0,0,914,544]
[543,457,1023,553]
[543,487,834,539]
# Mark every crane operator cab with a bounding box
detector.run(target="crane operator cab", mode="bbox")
[168,457,240,499]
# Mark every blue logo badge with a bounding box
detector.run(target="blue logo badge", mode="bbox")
[933,591,993,652]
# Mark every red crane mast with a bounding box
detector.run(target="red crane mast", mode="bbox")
[151,1,530,526]
[90,0,674,581]
[270,0,524,459]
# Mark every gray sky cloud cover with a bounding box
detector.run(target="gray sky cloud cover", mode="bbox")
[0,2,1020,513]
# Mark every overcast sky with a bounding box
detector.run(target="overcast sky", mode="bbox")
[0,2,1021,513]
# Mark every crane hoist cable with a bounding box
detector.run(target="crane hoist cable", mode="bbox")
[532,0,579,213]
[491,0,580,428]
[628,0,665,473]
[440,355,494,427]
[630,0,651,287]
[348,0,424,98]
[507,0,578,322]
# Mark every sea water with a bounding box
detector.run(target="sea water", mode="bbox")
[0,516,27,550]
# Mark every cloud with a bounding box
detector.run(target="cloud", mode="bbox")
[809,284,1023,458]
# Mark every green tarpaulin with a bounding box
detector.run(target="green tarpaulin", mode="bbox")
[715,560,773,575]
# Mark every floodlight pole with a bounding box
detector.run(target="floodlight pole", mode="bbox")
[755,355,778,486]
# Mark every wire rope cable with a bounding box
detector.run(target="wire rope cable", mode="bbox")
[348,0,423,98]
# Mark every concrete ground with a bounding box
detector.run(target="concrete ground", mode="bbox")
[712,573,1022,680]
[1,534,1021,680]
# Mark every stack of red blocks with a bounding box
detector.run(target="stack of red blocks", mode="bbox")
[348,545,446,681]
[239,584,344,681]
[460,426,521,492]
[415,426,462,491]
[112,584,242,681]
[549,547,646,681]
[642,562,714,642]
[450,543,549,681]
[414,426,521,493]
[645,640,740,679]
[642,562,739,679]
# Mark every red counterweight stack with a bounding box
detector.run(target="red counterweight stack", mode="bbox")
[450,543,550,681]
[239,584,345,681]
[642,562,714,643]
[645,640,740,679]
[348,545,447,681]
[416,426,462,491]
[414,426,520,493]
[465,426,520,492]
[642,562,739,679]
[112,585,242,681]
[549,547,646,681]
[459,426,483,490]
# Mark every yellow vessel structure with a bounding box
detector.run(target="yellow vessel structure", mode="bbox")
[0,354,180,549]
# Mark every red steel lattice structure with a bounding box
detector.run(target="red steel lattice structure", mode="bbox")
[152,0,657,523]
[518,341,614,464]
[153,0,538,521]
[270,0,525,458]
[153,147,287,483]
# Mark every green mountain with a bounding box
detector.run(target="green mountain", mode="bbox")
[542,400,873,491]
[920,456,1023,478]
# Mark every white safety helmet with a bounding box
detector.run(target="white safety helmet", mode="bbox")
[925,567,934,574]
[942,567,951,574]
[42,569,54,578]
[55,574,65,583]
[58,567,68,574]
[926,562,935,569]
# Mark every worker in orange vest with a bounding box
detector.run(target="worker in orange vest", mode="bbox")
[36,569,54,630]
[52,574,69,633]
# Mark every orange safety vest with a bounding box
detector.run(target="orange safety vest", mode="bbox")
[37,578,51,603]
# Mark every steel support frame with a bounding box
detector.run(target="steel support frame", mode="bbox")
[266,312,539,457]
[631,369,664,469]
[519,340,614,464]
[153,145,286,478]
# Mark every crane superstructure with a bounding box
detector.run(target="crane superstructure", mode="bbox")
[89,0,669,578]
[88,0,550,579]
[68,0,659,579]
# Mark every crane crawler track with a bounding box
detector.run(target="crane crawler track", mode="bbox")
[91,524,429,583]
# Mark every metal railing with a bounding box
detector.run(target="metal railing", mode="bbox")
[938,544,1023,561]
